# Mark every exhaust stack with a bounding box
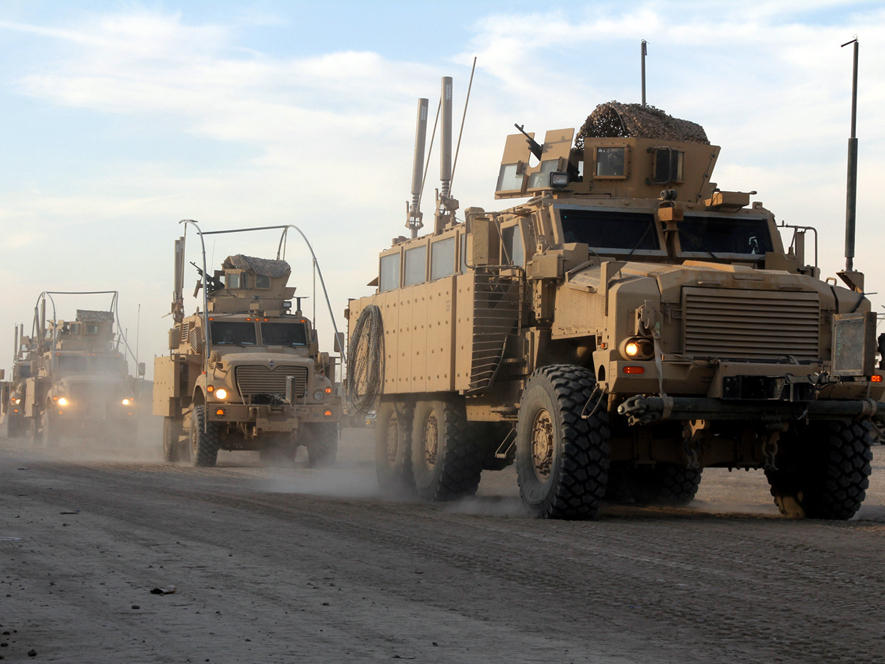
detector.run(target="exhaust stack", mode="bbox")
[173,236,185,323]
[838,38,863,292]
[406,98,429,238]
[440,76,453,200]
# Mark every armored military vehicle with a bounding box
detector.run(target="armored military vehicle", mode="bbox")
[153,224,340,467]
[14,291,141,444]
[1,324,32,438]
[346,79,881,520]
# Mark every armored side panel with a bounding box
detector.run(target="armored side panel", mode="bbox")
[152,356,180,417]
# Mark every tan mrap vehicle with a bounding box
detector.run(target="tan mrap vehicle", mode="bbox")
[347,88,881,520]
[18,292,141,444]
[1,324,33,438]
[153,226,340,467]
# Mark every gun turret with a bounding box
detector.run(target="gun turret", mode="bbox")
[190,261,224,295]
[514,123,543,161]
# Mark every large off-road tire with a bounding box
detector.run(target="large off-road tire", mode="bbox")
[608,463,702,506]
[305,422,339,468]
[40,406,57,447]
[375,401,414,495]
[410,398,484,501]
[516,365,610,520]
[162,417,182,462]
[766,419,873,520]
[189,405,220,467]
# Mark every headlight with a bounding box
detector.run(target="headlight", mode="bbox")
[313,389,325,401]
[214,388,228,400]
[619,337,654,360]
[57,397,70,407]
[121,398,134,407]
[11,397,20,405]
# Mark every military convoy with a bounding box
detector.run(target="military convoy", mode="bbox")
[152,226,340,467]
[346,79,881,520]
[0,291,142,444]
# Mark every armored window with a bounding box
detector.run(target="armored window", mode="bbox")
[225,272,241,289]
[430,237,456,280]
[210,321,256,346]
[496,163,523,192]
[652,147,684,184]
[527,160,560,189]
[560,209,660,252]
[85,324,100,336]
[595,147,626,177]
[379,253,401,292]
[261,322,307,347]
[678,216,773,256]
[255,275,270,289]
[501,226,525,266]
[404,245,427,287]
[57,356,88,374]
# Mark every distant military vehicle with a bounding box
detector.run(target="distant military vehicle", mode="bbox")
[12,291,141,444]
[1,324,32,438]
[346,78,881,520]
[153,224,341,467]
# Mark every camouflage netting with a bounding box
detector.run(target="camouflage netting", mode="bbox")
[575,101,709,150]
[76,309,114,322]
[224,255,291,279]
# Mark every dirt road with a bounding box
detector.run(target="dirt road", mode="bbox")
[1,432,883,663]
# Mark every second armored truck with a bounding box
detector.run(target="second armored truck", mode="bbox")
[347,91,880,520]
[153,232,340,467]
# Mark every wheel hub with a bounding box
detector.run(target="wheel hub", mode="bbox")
[531,409,554,481]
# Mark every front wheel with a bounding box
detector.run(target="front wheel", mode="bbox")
[766,419,873,520]
[304,422,339,468]
[189,406,220,467]
[516,365,610,519]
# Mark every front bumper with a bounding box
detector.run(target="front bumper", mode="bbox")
[207,400,340,429]
[618,395,885,426]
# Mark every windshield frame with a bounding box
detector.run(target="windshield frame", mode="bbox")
[677,212,774,261]
[554,205,667,257]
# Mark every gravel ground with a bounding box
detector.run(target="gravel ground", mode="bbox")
[0,428,883,663]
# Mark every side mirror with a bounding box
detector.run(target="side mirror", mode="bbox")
[333,332,345,353]
[137,362,146,378]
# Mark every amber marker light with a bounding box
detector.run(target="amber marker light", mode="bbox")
[872,375,883,383]
[215,408,225,416]
[323,409,333,417]
[207,385,214,393]
[623,366,645,375]
[324,387,333,394]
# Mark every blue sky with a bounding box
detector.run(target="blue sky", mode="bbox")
[0,1,883,376]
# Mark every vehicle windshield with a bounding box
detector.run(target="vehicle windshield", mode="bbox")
[210,321,257,346]
[261,322,307,347]
[56,356,88,374]
[559,209,660,252]
[56,354,127,375]
[679,216,773,256]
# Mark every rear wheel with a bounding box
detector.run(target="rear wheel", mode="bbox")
[305,422,339,467]
[410,398,483,501]
[516,365,610,519]
[766,419,872,520]
[162,417,182,462]
[374,401,414,495]
[189,405,220,467]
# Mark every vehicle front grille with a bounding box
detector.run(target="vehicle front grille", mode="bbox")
[682,287,820,362]
[235,365,308,400]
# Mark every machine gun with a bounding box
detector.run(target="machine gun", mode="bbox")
[190,261,224,296]
[514,123,543,161]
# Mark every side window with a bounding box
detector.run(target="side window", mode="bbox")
[255,275,270,289]
[404,245,427,287]
[85,324,99,336]
[652,147,684,184]
[460,233,468,273]
[225,272,241,289]
[430,237,456,280]
[595,146,626,177]
[379,253,401,292]
[501,226,525,266]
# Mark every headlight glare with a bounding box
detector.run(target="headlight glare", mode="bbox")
[214,388,228,400]
[619,337,654,361]
[121,398,133,406]
[57,397,70,407]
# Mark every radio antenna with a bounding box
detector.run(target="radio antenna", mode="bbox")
[450,56,477,191]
